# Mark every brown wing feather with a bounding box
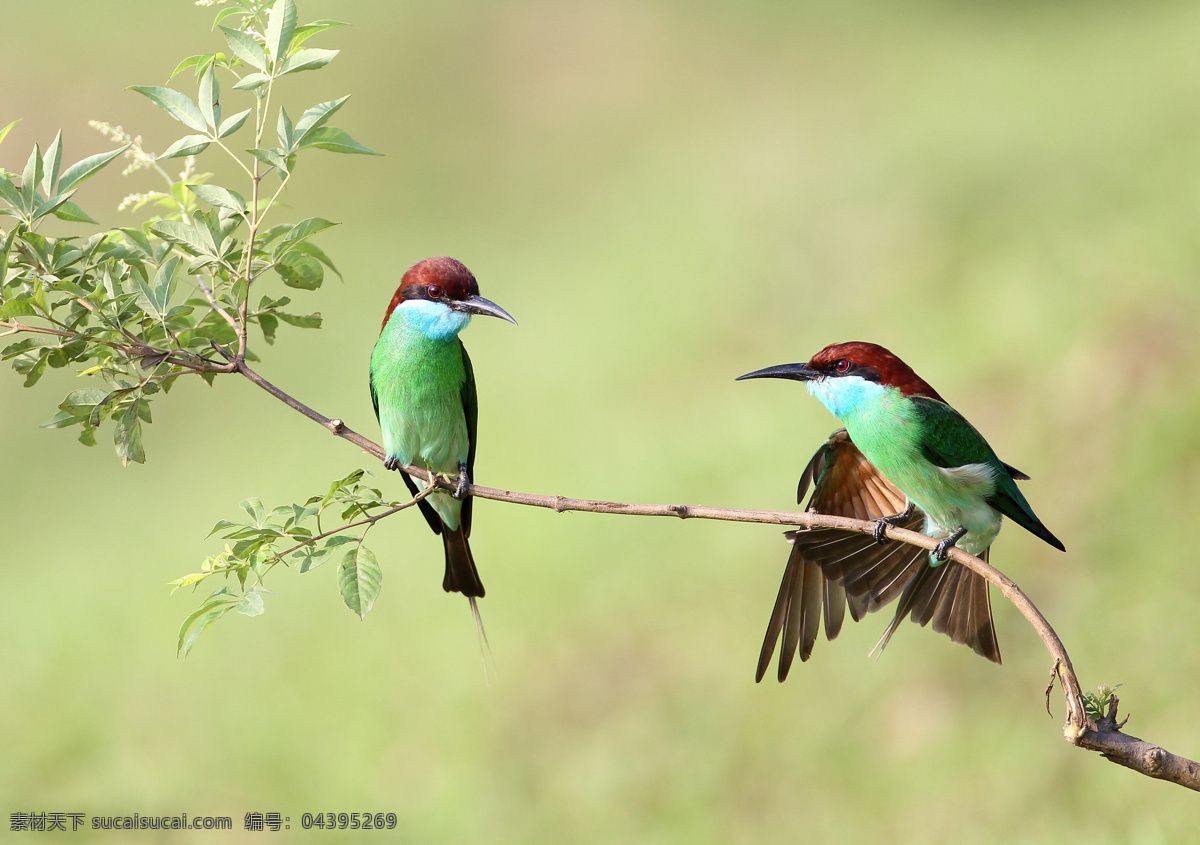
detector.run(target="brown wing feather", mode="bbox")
[870,548,1000,664]
[758,430,915,681]
[758,428,1001,679]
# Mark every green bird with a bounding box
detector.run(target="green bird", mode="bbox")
[369,257,516,625]
[739,341,1064,678]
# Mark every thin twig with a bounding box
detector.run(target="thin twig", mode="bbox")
[228,359,1199,792]
[274,486,434,560]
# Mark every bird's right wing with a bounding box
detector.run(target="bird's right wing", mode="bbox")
[909,396,1064,552]
[758,430,928,681]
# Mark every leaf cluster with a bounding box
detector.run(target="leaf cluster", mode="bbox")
[1082,683,1123,722]
[0,0,374,466]
[172,469,397,654]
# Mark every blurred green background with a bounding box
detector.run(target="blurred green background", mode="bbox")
[3,0,1199,841]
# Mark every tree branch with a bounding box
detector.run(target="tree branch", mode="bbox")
[232,359,1199,791]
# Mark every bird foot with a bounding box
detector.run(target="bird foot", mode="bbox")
[453,463,471,500]
[933,526,968,561]
[872,503,915,545]
[383,456,400,471]
[872,519,889,544]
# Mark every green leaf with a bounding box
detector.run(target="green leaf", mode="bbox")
[287,239,341,279]
[177,589,238,656]
[151,220,216,257]
[294,534,355,573]
[198,61,221,130]
[119,227,155,258]
[169,54,210,81]
[59,146,129,196]
[232,73,270,91]
[0,299,37,320]
[14,348,48,387]
[290,20,346,50]
[159,134,212,160]
[41,131,63,196]
[258,312,278,344]
[39,388,108,428]
[87,388,133,428]
[114,398,146,466]
[0,119,18,147]
[220,26,268,73]
[276,107,294,152]
[0,174,21,208]
[138,255,180,318]
[236,590,266,617]
[276,311,322,329]
[212,6,244,29]
[292,96,349,146]
[32,188,77,222]
[217,108,252,139]
[338,544,381,619]
[188,184,247,215]
[129,86,209,134]
[285,217,338,242]
[169,571,209,591]
[265,0,298,67]
[278,47,338,76]
[240,497,266,525]
[51,200,98,225]
[275,250,323,289]
[20,146,42,211]
[297,127,380,156]
[247,147,289,173]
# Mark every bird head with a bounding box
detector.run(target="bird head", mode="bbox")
[381,257,517,336]
[737,341,945,418]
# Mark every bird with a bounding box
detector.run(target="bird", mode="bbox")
[369,257,516,632]
[738,341,1064,679]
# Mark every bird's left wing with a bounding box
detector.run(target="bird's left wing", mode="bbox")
[458,340,478,538]
[758,430,927,681]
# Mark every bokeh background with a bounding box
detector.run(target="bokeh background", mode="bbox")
[3,1,1199,841]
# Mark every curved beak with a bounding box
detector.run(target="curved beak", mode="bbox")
[736,363,819,382]
[454,295,518,325]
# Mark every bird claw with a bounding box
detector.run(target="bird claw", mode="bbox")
[453,463,470,499]
[383,456,399,471]
[872,503,915,545]
[872,519,889,544]
[933,526,968,561]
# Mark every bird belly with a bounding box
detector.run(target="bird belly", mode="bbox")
[371,334,469,529]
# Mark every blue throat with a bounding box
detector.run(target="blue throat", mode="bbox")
[807,375,888,419]
[390,300,472,342]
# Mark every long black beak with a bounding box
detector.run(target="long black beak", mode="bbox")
[454,295,518,325]
[735,363,819,382]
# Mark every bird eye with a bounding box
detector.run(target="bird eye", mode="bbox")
[835,359,850,373]
[428,284,443,298]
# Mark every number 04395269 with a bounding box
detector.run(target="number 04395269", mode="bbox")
[300,812,397,830]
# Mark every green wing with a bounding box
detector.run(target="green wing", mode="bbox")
[459,340,478,537]
[910,396,1064,551]
[369,359,380,422]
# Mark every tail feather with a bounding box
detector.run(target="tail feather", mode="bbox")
[442,526,485,598]
[870,550,1001,664]
[757,540,843,682]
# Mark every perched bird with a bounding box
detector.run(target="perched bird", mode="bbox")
[739,341,1064,678]
[369,257,516,627]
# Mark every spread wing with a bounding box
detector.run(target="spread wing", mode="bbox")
[758,430,927,681]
